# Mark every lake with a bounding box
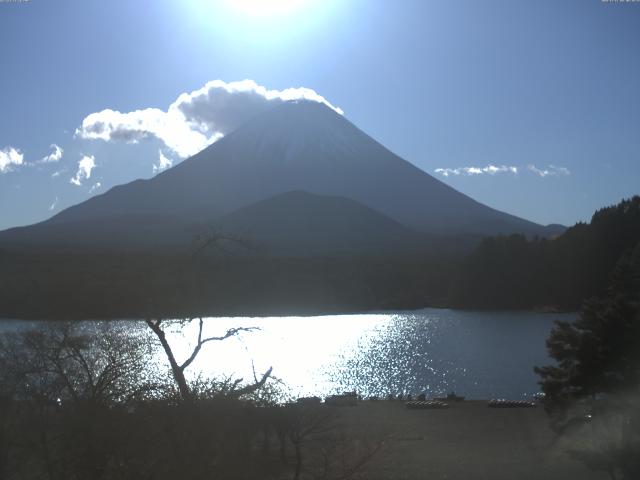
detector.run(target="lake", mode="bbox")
[0,308,574,400]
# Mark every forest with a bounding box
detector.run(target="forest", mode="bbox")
[452,196,640,310]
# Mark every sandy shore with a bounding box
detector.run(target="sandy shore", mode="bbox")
[328,400,608,480]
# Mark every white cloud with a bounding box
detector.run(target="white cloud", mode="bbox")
[76,79,342,158]
[0,147,24,173]
[89,182,102,193]
[153,150,173,173]
[527,164,570,177]
[70,155,96,186]
[76,107,214,158]
[435,163,571,179]
[173,79,343,135]
[40,144,63,163]
[49,197,58,211]
[434,164,518,177]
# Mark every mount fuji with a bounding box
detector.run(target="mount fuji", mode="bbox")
[0,101,560,255]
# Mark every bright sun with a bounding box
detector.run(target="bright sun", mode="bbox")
[227,0,306,18]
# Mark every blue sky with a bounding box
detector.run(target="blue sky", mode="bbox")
[0,0,639,230]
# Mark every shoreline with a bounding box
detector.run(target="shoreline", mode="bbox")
[0,305,577,322]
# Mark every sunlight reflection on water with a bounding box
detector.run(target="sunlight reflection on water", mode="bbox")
[157,313,392,397]
[0,309,576,400]
[150,309,575,400]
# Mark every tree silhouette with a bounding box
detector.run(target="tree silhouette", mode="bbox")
[535,244,640,419]
[145,318,272,402]
[535,243,640,480]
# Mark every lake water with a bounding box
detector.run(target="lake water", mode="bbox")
[0,308,575,400]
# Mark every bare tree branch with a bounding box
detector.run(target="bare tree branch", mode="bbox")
[228,366,273,398]
[145,319,192,401]
[180,321,259,372]
[146,318,267,402]
[192,229,260,258]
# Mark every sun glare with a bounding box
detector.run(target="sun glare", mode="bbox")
[227,0,306,18]
[186,0,341,43]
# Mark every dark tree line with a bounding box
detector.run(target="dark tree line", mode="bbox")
[453,196,640,310]
[1,197,638,320]
[0,252,456,320]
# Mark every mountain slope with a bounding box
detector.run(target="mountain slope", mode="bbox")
[0,212,205,252]
[0,100,557,252]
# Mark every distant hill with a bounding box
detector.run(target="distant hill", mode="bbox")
[214,190,427,256]
[0,100,559,254]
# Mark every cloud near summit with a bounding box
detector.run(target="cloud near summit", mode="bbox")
[0,147,24,173]
[76,80,342,158]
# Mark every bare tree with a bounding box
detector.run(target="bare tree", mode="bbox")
[0,322,159,480]
[145,317,272,402]
[0,322,155,406]
[272,404,385,480]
